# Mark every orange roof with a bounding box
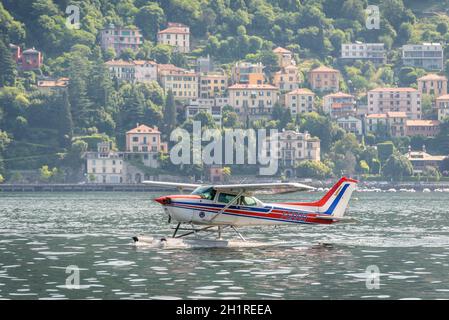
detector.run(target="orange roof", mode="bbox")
[158,26,189,35]
[228,84,278,90]
[105,60,134,66]
[158,63,186,72]
[406,120,440,127]
[387,111,408,118]
[370,87,418,93]
[287,88,315,95]
[436,94,449,101]
[324,92,354,99]
[310,66,339,73]
[273,47,292,54]
[418,74,447,81]
[366,113,387,119]
[127,124,160,134]
[133,60,157,66]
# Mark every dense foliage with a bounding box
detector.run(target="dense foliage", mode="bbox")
[1,0,449,181]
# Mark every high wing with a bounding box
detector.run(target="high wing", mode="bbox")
[213,182,315,195]
[142,181,201,191]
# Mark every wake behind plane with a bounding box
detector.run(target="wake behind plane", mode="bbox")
[133,177,358,248]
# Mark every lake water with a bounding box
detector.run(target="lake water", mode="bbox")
[1,191,449,300]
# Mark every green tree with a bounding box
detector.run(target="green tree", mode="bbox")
[57,91,73,148]
[0,130,11,176]
[359,160,370,174]
[423,166,441,181]
[377,141,395,163]
[164,89,177,133]
[371,158,381,175]
[437,22,448,35]
[382,153,413,181]
[222,106,240,128]
[64,140,88,170]
[0,39,16,87]
[222,166,231,182]
[88,48,113,107]
[120,48,136,61]
[135,3,166,40]
[151,44,172,64]
[397,22,413,45]
[440,157,449,175]
[256,50,280,74]
[296,160,332,179]
[193,111,217,129]
[39,165,53,182]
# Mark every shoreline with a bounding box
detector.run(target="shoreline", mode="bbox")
[2,181,449,192]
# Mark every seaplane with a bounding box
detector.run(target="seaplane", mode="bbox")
[133,177,358,249]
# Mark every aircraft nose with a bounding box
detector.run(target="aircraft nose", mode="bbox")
[154,196,171,205]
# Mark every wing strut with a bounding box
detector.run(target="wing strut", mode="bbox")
[210,190,244,222]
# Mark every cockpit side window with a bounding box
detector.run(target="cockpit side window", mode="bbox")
[240,196,257,206]
[192,187,216,200]
[217,193,237,204]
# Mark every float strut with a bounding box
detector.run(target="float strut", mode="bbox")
[231,226,246,242]
[172,223,181,238]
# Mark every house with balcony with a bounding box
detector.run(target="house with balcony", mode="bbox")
[341,42,386,65]
[365,114,388,134]
[308,66,340,92]
[436,94,449,120]
[273,65,302,92]
[336,116,363,136]
[367,87,421,120]
[231,62,265,85]
[417,74,447,97]
[199,70,228,98]
[100,24,143,55]
[273,47,295,68]
[158,64,198,101]
[267,130,321,178]
[85,142,125,184]
[386,112,408,137]
[405,146,446,174]
[405,120,440,137]
[228,84,279,121]
[157,22,190,53]
[402,43,444,71]
[185,98,227,125]
[285,88,315,115]
[323,92,356,118]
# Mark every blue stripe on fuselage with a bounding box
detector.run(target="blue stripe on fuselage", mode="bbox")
[322,183,350,215]
[170,201,272,213]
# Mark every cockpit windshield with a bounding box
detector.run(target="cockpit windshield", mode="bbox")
[191,186,216,200]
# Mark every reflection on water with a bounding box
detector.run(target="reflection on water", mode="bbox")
[1,192,449,299]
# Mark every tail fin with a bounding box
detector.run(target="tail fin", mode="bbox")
[282,177,358,218]
[317,177,358,218]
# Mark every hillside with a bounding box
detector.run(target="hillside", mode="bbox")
[1,0,449,183]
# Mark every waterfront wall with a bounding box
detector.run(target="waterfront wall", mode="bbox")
[2,181,449,192]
